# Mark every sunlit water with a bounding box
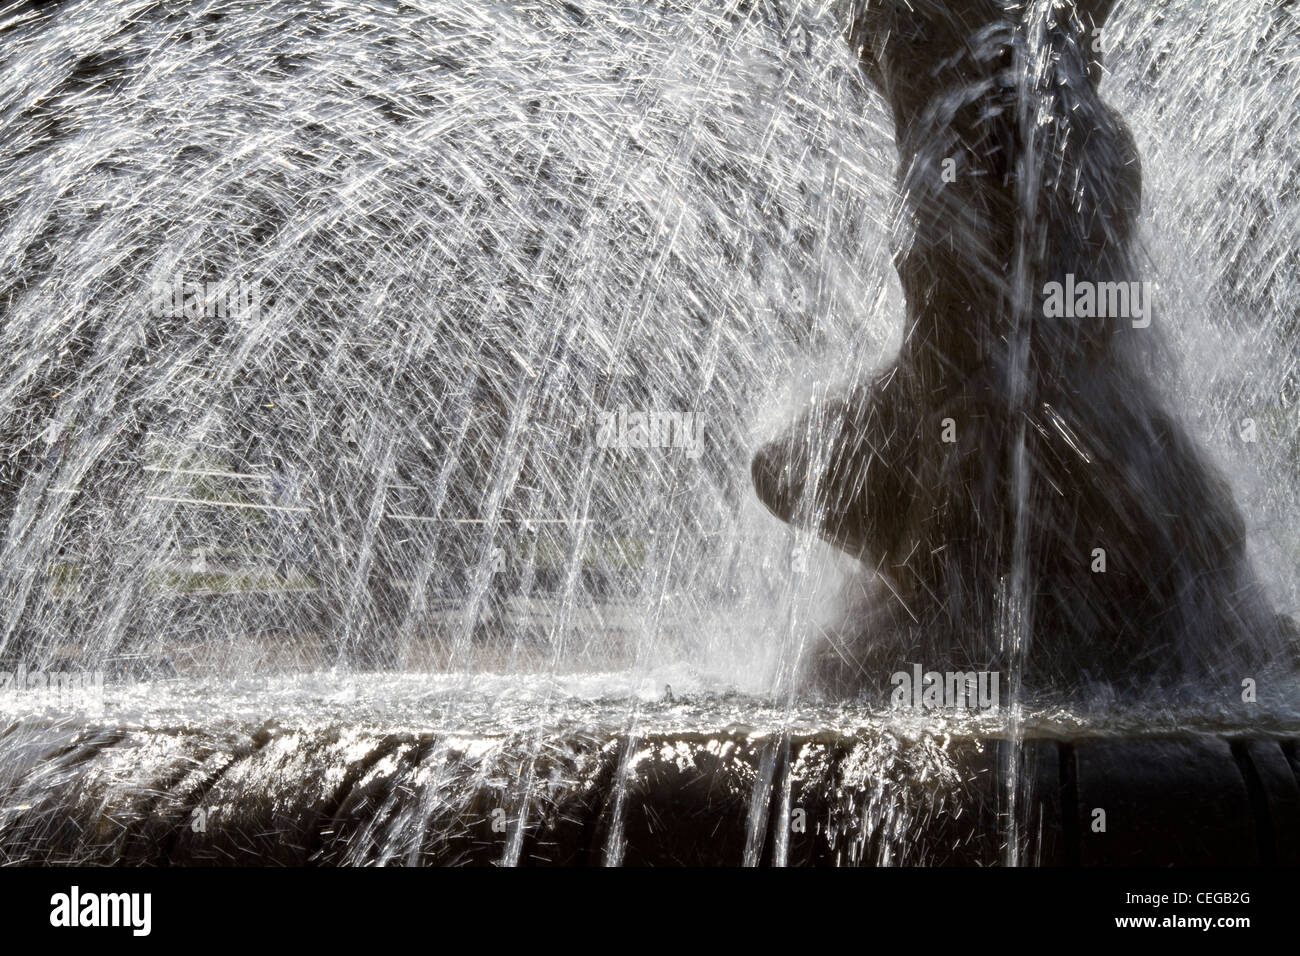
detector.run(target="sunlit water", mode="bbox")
[0,0,1297,864]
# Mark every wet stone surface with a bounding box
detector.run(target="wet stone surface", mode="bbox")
[1,710,1295,866]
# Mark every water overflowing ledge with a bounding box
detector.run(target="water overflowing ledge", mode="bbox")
[0,0,1297,871]
[2,683,1297,866]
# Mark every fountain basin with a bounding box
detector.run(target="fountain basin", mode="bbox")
[3,690,1296,866]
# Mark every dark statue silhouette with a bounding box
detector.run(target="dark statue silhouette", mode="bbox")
[752,0,1296,695]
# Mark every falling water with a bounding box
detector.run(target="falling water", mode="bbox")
[0,0,1296,866]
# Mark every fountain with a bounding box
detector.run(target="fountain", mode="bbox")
[0,0,1296,866]
[753,0,1297,697]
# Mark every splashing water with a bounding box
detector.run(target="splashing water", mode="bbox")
[0,0,1297,866]
[0,0,902,689]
